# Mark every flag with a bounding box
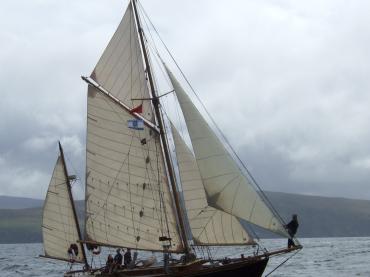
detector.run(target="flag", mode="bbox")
[128,119,144,130]
[130,104,143,114]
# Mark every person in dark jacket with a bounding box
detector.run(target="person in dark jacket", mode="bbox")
[285,214,299,248]
[124,248,132,267]
[105,254,114,273]
[113,248,123,270]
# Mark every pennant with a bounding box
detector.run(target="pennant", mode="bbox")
[128,119,144,130]
[130,104,143,114]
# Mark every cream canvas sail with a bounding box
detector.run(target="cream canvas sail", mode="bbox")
[42,156,84,262]
[85,85,183,252]
[171,123,254,245]
[40,1,301,275]
[91,2,153,121]
[165,66,289,237]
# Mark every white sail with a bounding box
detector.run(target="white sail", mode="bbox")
[42,156,84,262]
[171,123,254,245]
[165,66,289,237]
[91,2,153,121]
[85,85,183,252]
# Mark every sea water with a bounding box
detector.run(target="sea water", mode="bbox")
[1,237,370,277]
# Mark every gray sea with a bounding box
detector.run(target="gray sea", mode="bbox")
[1,237,370,276]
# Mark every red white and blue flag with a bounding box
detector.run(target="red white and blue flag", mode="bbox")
[128,119,144,130]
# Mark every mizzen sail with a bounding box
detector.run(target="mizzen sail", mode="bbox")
[42,154,84,262]
[85,85,183,252]
[171,123,254,245]
[165,66,289,237]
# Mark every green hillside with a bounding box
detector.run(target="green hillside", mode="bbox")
[266,191,370,237]
[1,192,370,243]
[0,208,42,243]
[0,201,84,244]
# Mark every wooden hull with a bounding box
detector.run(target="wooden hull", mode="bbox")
[65,257,269,277]
[178,258,269,277]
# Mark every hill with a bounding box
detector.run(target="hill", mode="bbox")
[1,192,370,243]
[0,201,84,244]
[0,196,43,209]
[265,191,370,237]
[0,207,42,243]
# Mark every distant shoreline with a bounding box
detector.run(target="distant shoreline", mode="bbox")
[2,236,370,245]
[1,192,370,243]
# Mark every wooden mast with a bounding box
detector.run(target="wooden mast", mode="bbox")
[131,0,190,255]
[58,142,88,268]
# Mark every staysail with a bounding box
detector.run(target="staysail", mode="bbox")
[42,150,84,263]
[91,2,153,121]
[85,85,183,252]
[165,66,289,237]
[171,123,254,245]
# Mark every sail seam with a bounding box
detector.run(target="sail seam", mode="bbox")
[94,5,131,75]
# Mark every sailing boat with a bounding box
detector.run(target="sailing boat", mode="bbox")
[40,1,302,276]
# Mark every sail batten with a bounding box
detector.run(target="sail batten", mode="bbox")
[85,85,183,252]
[166,66,289,237]
[171,123,255,245]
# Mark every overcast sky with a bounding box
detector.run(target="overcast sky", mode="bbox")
[1,0,370,200]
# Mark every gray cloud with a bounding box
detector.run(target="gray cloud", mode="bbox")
[1,0,370,200]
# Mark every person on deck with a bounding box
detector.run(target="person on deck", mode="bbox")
[124,248,132,267]
[105,254,114,273]
[285,214,299,248]
[113,248,123,270]
[67,244,78,262]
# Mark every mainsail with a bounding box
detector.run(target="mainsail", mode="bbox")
[85,85,183,252]
[165,66,289,237]
[91,2,153,121]
[171,123,254,245]
[42,149,84,263]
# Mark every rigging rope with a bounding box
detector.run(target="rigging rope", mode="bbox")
[137,0,288,230]
[137,3,181,251]
[137,2,266,251]
[264,248,302,277]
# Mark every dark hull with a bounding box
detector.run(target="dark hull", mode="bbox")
[182,257,269,277]
[65,247,300,277]
[66,257,269,277]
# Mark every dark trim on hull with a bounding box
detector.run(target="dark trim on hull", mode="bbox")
[93,258,268,277]
[65,247,300,277]
[184,258,269,277]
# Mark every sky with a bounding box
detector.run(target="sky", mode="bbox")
[0,0,370,200]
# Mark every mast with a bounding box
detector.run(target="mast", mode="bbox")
[131,0,190,254]
[58,142,88,268]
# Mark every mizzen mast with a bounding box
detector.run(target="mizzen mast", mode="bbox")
[131,0,190,255]
[59,142,88,268]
